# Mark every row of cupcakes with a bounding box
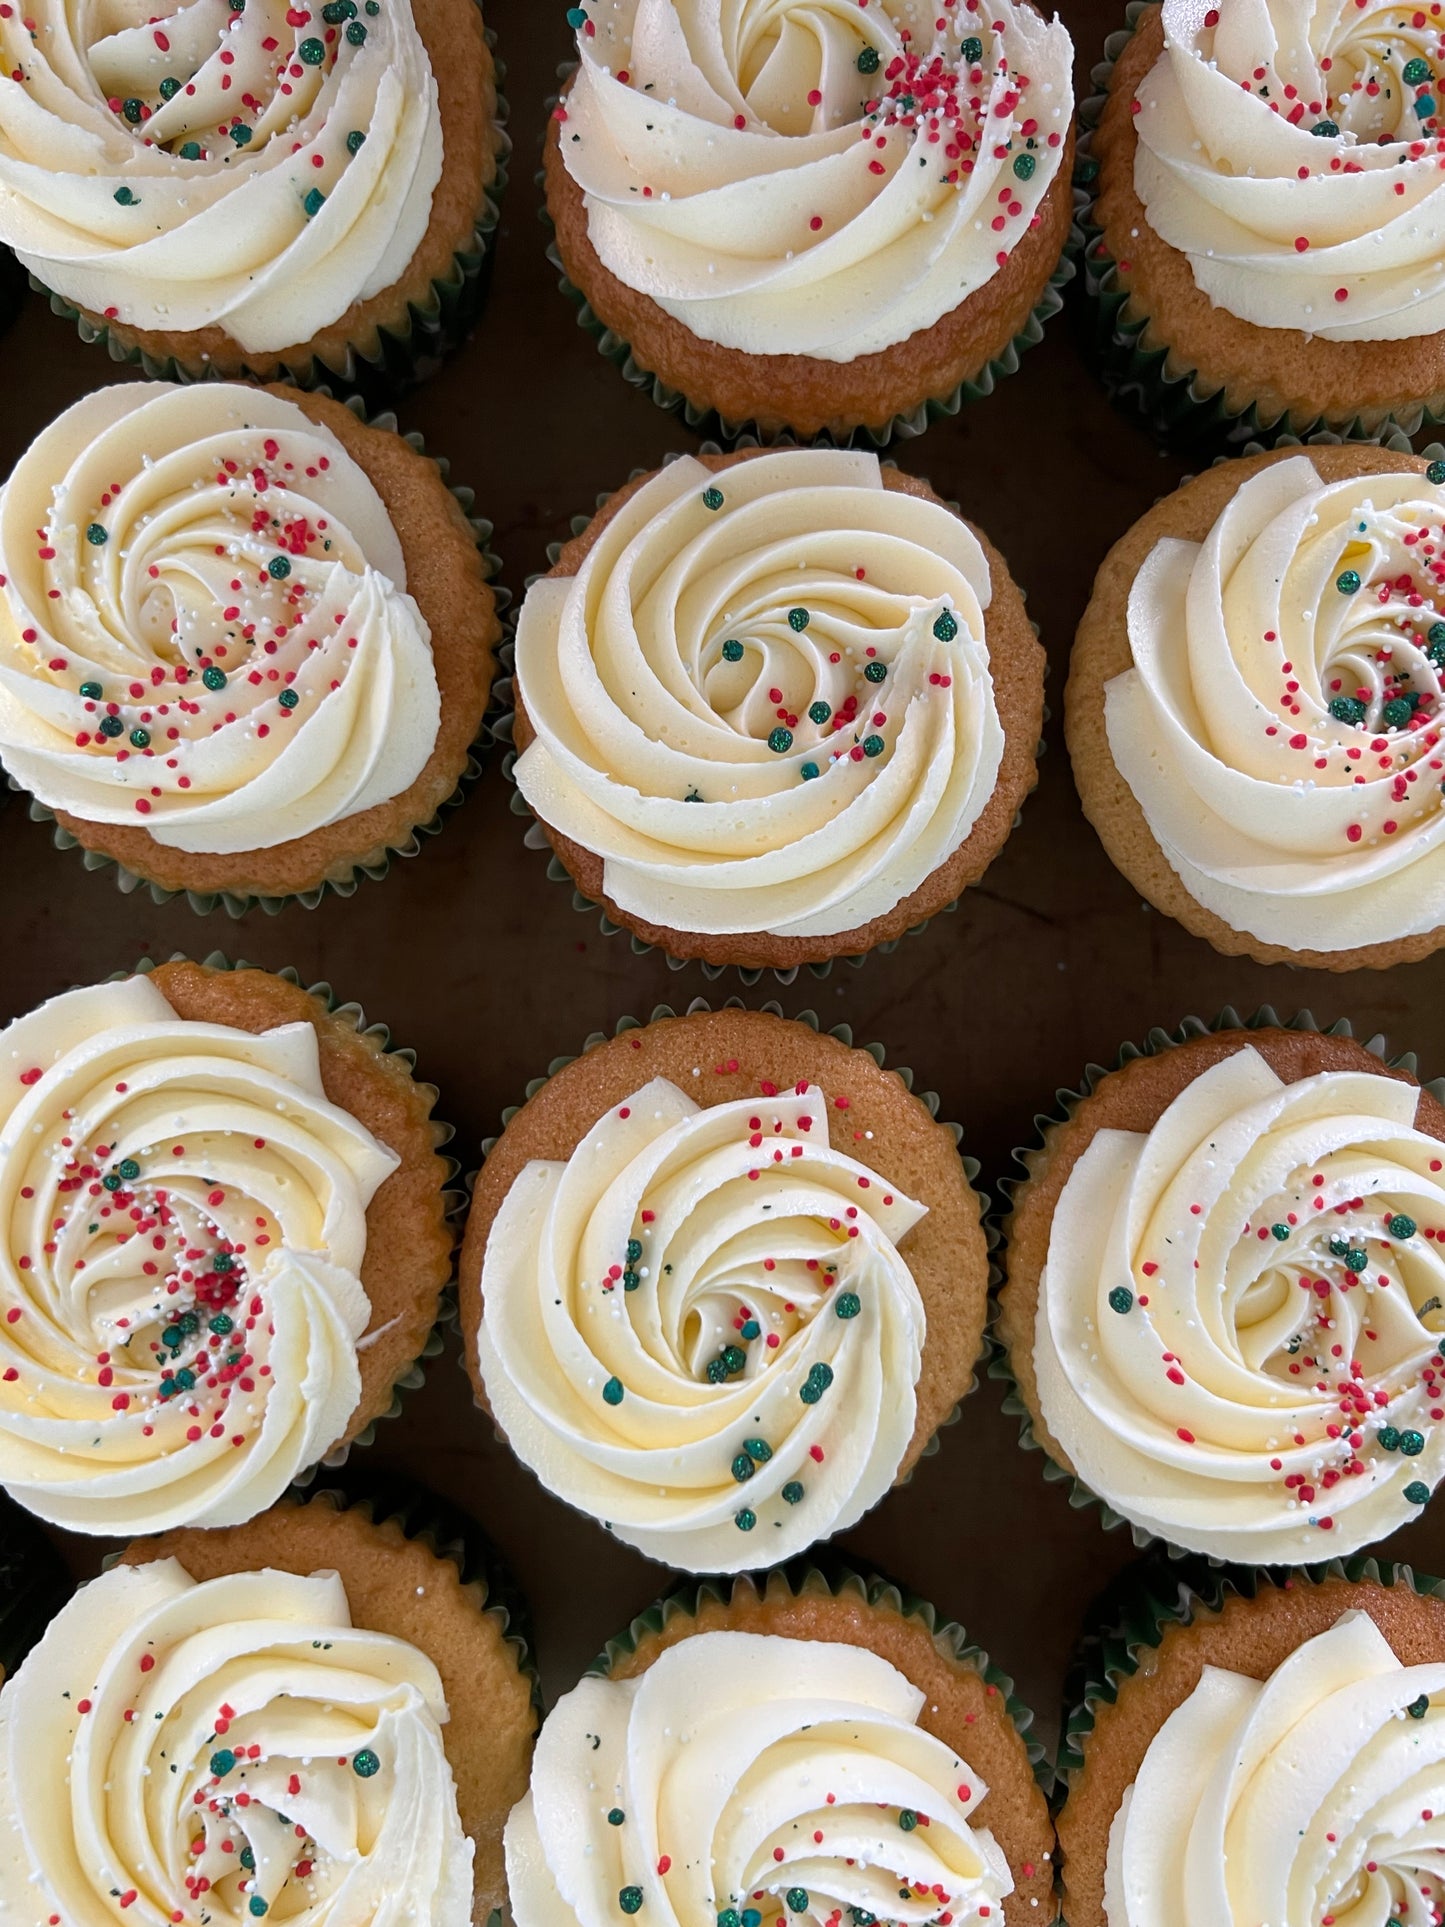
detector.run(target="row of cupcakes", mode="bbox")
[0,1470,1440,1926]
[2,957,1443,1578]
[5,0,1443,448]
[2,376,1442,975]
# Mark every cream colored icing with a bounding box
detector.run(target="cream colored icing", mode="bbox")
[0,974,398,1535]
[1104,1610,1445,1927]
[1036,1044,1445,1562]
[559,0,1073,362]
[0,1558,472,1926]
[507,1629,1013,1927]
[1134,0,1445,340]
[1106,455,1445,952]
[477,1076,926,1572]
[0,383,440,856]
[513,449,1006,940]
[0,0,441,353]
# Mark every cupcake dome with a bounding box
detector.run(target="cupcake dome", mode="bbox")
[546,0,1075,439]
[0,959,454,1536]
[0,382,497,907]
[1069,445,1445,969]
[511,448,1044,971]
[0,0,502,383]
[460,1009,990,1573]
[1000,1024,1445,1564]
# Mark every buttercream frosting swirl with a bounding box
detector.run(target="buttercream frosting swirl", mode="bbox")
[0,0,441,352]
[1105,455,1445,952]
[1036,1043,1445,1561]
[1104,1610,1445,1926]
[0,974,398,1535]
[514,449,1006,939]
[506,1629,1013,1927]
[1134,0,1445,340]
[0,383,441,855]
[476,1076,926,1571]
[559,0,1073,361]
[0,1557,472,1927]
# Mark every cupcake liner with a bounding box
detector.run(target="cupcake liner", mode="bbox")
[29,28,510,397]
[127,949,464,1483]
[459,998,992,1544]
[1075,3,1445,450]
[11,393,507,919]
[492,451,1047,984]
[987,1004,1445,1563]
[0,1494,73,1680]
[541,73,1080,450]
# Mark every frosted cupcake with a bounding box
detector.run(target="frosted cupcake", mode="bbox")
[460,1008,990,1573]
[1058,1567,1445,1927]
[0,958,455,1536]
[998,1022,1445,1564]
[0,0,503,384]
[511,448,1045,971]
[0,382,498,908]
[1087,0,1445,437]
[546,0,1076,440]
[1069,446,1445,969]
[506,1566,1057,1926]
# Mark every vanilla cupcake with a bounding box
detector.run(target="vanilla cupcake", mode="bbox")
[511,447,1044,972]
[0,382,498,909]
[0,0,503,384]
[0,958,455,1536]
[1069,445,1445,969]
[506,1566,1057,1927]
[545,0,1075,440]
[1086,0,1445,438]
[998,1021,1445,1565]
[460,1008,990,1573]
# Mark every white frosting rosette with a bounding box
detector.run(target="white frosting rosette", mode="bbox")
[0,383,441,857]
[0,1558,472,1927]
[506,1629,1013,1927]
[0,974,398,1535]
[1135,0,1445,339]
[1104,1610,1445,1927]
[0,0,441,353]
[558,0,1073,361]
[1036,1043,1445,1561]
[476,1076,927,1571]
[513,449,1006,940]
[1106,455,1445,952]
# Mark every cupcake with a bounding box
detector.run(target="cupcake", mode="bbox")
[0,1487,538,1925]
[545,0,1076,441]
[1057,1565,1445,1927]
[0,957,455,1535]
[998,1020,1445,1564]
[0,381,498,909]
[0,0,503,385]
[460,1007,989,1573]
[510,447,1045,972]
[506,1565,1057,1926]
[1086,0,1445,440]
[1069,445,1445,969]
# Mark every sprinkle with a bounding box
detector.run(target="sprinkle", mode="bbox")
[788,608,810,632]
[1389,1214,1417,1239]
[304,187,326,217]
[1108,1286,1134,1314]
[345,18,366,40]
[835,1291,861,1319]
[1401,1429,1426,1456]
[1406,1481,1431,1505]
[863,661,887,684]
[1013,151,1036,179]
[862,735,885,757]
[1337,569,1362,595]
[701,487,724,511]
[800,1362,834,1405]
[933,609,959,642]
[602,1377,624,1405]
[734,1508,756,1532]
[1430,461,1445,486]
[768,727,794,753]
[731,1452,756,1484]
[781,1481,804,1504]
[608,1809,626,1826]
[352,1749,380,1777]
[857,44,880,72]
[202,666,227,691]
[347,128,366,152]
[721,639,743,662]
[86,524,107,545]
[113,186,138,205]
[800,763,820,780]
[299,34,324,58]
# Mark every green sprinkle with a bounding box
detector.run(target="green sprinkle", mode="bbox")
[1380,1425,1402,1452]
[862,734,884,757]
[835,1291,861,1319]
[347,129,367,153]
[210,1749,237,1779]
[179,141,201,159]
[721,639,744,662]
[898,1810,918,1832]
[161,1326,181,1348]
[1345,1247,1368,1273]
[113,186,138,206]
[702,487,725,511]
[202,665,227,691]
[121,97,143,122]
[353,1749,380,1777]
[304,186,326,217]
[268,554,292,579]
[1430,461,1445,486]
[175,1369,195,1392]
[1108,1286,1134,1314]
[345,17,367,40]
[863,660,887,683]
[209,1314,233,1336]
[626,1239,643,1263]
[1418,93,1437,115]
[768,727,794,753]
[299,35,325,60]
[1389,1214,1418,1239]
[719,1914,740,1927]
[788,607,810,632]
[86,524,107,545]
[1012,151,1036,180]
[731,1452,755,1484]
[117,1158,139,1180]
[603,1377,624,1406]
[98,715,124,739]
[1406,55,1433,82]
[622,1270,640,1291]
[1330,696,1366,725]
[1270,1223,1290,1241]
[786,1893,809,1916]
[159,75,180,98]
[800,762,820,780]
[734,1508,756,1531]
[800,1362,834,1405]
[961,35,982,59]
[608,1809,625,1825]
[933,608,959,642]
[1310,117,1338,136]
[211,1252,233,1273]
[279,688,299,710]
[129,727,150,748]
[240,1847,255,1871]
[857,44,880,72]
[1401,1429,1426,1456]
[79,681,103,700]
[249,1903,267,1920]
[566,5,588,24]
[809,700,832,724]
[781,1481,804,1504]
[1406,1481,1431,1505]
[103,1174,122,1192]
[1337,569,1362,595]
[1384,696,1414,729]
[743,1438,772,1463]
[741,1319,760,1340]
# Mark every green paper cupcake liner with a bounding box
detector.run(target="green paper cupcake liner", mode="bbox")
[987,1004,1445,1565]
[126,949,464,1486]
[0,1494,73,1680]
[29,29,510,397]
[458,997,992,1568]
[1075,3,1445,451]
[8,393,507,919]
[540,74,1080,449]
[491,450,1046,984]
